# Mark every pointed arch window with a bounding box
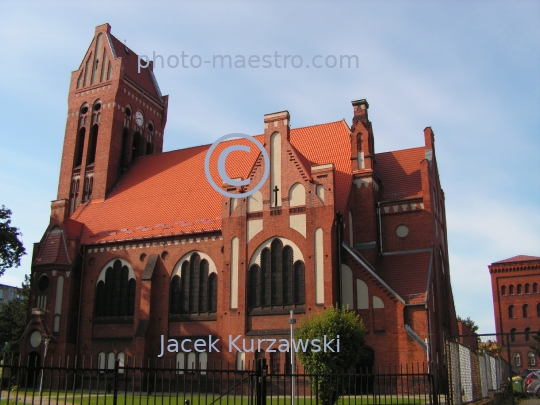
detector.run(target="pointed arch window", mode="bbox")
[248,238,305,311]
[170,253,217,316]
[94,259,136,318]
[86,124,99,166]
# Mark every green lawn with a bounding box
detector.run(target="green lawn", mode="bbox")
[1,392,428,405]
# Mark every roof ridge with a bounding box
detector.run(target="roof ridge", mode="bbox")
[375,146,425,156]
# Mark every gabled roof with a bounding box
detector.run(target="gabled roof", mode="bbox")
[376,250,432,304]
[375,147,425,202]
[492,255,540,265]
[34,228,71,266]
[72,120,352,244]
[108,34,163,102]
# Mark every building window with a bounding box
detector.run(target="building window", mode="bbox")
[37,274,49,309]
[98,352,106,372]
[517,284,522,295]
[509,285,514,295]
[94,259,136,318]
[525,283,530,294]
[501,285,506,296]
[270,352,280,374]
[248,239,305,310]
[534,283,538,293]
[236,352,246,371]
[511,328,517,342]
[525,327,531,341]
[513,353,521,367]
[537,303,540,317]
[523,304,529,318]
[508,305,514,319]
[170,253,217,316]
[528,352,536,366]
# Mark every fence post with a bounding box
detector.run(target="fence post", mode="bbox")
[113,358,119,405]
[505,333,513,405]
[255,358,267,405]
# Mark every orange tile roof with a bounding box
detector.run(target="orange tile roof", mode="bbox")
[492,255,540,264]
[375,147,425,202]
[71,120,352,244]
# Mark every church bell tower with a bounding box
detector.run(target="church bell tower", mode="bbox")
[56,23,168,218]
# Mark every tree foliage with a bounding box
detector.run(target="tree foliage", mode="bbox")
[296,306,367,405]
[531,332,540,357]
[0,275,30,356]
[457,315,479,333]
[478,341,503,357]
[0,205,26,277]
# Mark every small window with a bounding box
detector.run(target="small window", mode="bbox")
[501,285,506,296]
[525,283,530,294]
[511,328,517,342]
[117,352,125,374]
[508,305,514,319]
[517,284,522,294]
[107,352,115,370]
[523,304,528,318]
[38,275,50,291]
[537,303,540,317]
[513,353,521,367]
[98,352,106,371]
[528,352,536,366]
[236,352,245,371]
[525,327,531,341]
[509,285,515,295]
[534,283,538,293]
[270,352,280,374]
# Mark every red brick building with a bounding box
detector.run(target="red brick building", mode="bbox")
[20,24,458,372]
[489,255,540,372]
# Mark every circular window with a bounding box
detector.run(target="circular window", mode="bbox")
[161,251,169,260]
[396,225,410,238]
[140,253,147,262]
[148,123,154,132]
[81,106,89,114]
[29,331,42,348]
[93,103,101,111]
[88,258,95,267]
[38,275,49,292]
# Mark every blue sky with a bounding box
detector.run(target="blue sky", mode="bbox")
[0,1,539,333]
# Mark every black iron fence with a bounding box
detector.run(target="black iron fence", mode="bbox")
[1,355,438,405]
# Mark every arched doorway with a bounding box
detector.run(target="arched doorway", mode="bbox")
[26,351,41,388]
[352,347,374,394]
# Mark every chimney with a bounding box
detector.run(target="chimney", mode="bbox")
[352,99,369,124]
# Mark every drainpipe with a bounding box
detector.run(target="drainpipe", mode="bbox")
[376,202,383,255]
[336,211,343,306]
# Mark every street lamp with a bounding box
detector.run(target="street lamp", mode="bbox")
[289,310,296,405]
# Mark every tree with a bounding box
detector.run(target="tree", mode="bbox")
[0,205,26,277]
[457,315,479,333]
[0,275,30,357]
[478,341,503,357]
[531,332,540,357]
[295,306,367,405]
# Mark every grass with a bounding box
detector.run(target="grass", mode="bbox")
[0,391,428,405]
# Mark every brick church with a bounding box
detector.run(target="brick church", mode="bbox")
[20,23,458,372]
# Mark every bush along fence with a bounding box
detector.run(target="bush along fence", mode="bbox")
[445,333,521,405]
[0,355,439,405]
